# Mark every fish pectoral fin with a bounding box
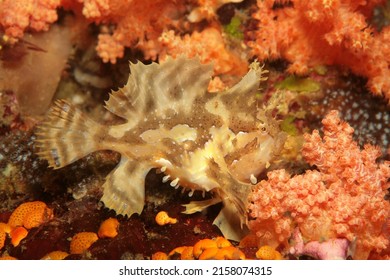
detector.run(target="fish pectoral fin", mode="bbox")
[101,157,153,217]
[182,197,221,214]
[213,205,249,242]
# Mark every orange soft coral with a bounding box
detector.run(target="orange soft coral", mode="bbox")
[159,27,248,76]
[248,110,390,259]
[65,0,187,63]
[247,0,390,101]
[188,0,244,22]
[0,0,61,38]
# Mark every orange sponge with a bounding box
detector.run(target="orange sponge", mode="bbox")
[98,218,119,238]
[8,201,53,229]
[70,232,98,254]
[41,251,69,260]
[256,245,283,260]
[0,230,6,250]
[10,226,28,247]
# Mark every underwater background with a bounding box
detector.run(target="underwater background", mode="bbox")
[0,0,389,260]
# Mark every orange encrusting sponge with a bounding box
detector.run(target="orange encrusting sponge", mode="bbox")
[41,251,69,260]
[152,237,247,260]
[10,227,28,247]
[0,201,53,252]
[70,232,99,254]
[98,218,119,238]
[8,201,53,229]
[255,245,283,260]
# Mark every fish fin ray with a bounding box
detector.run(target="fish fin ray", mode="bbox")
[213,205,249,242]
[182,197,221,214]
[104,56,213,121]
[35,99,104,169]
[101,157,153,216]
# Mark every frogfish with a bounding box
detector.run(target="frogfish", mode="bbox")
[35,56,286,240]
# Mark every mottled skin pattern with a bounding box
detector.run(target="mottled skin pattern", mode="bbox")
[35,56,285,240]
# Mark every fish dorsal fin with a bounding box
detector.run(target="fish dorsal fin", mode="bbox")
[220,60,267,97]
[105,56,213,125]
[205,61,268,130]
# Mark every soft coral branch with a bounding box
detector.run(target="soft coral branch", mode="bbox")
[74,0,186,63]
[159,28,248,76]
[247,0,390,101]
[0,0,61,38]
[248,110,390,259]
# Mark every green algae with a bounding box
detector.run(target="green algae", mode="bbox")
[276,75,321,92]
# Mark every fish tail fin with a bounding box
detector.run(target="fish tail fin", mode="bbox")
[35,99,105,169]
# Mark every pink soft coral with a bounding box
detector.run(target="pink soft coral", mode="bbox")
[289,228,350,260]
[248,110,390,259]
[247,0,390,101]
[0,0,61,38]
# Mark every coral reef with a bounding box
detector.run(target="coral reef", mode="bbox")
[248,110,390,259]
[0,0,248,82]
[0,0,388,261]
[247,0,390,101]
[0,161,226,259]
[35,57,282,241]
[304,77,390,157]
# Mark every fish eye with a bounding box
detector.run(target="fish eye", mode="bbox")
[260,126,267,134]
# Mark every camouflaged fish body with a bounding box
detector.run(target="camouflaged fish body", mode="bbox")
[35,56,285,241]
